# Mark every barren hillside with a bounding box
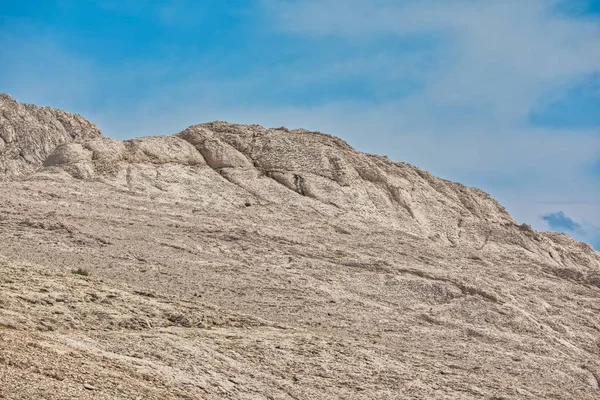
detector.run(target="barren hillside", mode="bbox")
[1,95,599,399]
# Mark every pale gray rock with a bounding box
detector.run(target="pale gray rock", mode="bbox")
[0,94,102,178]
[1,95,599,400]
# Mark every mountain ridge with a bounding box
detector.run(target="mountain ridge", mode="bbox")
[2,94,600,399]
[2,94,596,260]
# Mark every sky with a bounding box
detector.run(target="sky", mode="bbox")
[1,0,599,250]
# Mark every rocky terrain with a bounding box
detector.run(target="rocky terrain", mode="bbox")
[1,94,599,399]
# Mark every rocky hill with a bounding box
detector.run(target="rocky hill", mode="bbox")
[1,94,599,399]
[0,94,102,178]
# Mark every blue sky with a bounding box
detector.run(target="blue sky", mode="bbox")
[1,0,599,249]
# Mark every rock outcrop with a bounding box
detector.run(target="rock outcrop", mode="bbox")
[38,119,599,271]
[0,94,102,179]
[1,95,599,399]
[42,121,514,239]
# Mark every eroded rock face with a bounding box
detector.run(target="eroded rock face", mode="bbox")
[0,94,103,178]
[29,110,600,271]
[39,121,515,244]
[2,93,598,271]
[1,94,600,400]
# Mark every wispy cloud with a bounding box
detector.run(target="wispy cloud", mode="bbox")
[529,72,600,128]
[262,0,600,120]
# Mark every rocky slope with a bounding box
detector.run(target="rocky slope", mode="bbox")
[1,95,599,399]
[0,94,102,179]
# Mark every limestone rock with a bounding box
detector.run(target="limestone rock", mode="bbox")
[0,94,103,178]
[1,94,599,400]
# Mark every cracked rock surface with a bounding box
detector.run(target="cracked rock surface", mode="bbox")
[0,94,102,179]
[1,94,600,399]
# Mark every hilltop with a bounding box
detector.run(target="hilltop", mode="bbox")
[1,95,599,399]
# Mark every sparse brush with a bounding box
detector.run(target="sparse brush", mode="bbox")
[71,268,90,276]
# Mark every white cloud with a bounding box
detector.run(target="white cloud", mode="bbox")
[264,0,600,118]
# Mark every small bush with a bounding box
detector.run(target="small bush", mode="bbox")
[71,268,90,277]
